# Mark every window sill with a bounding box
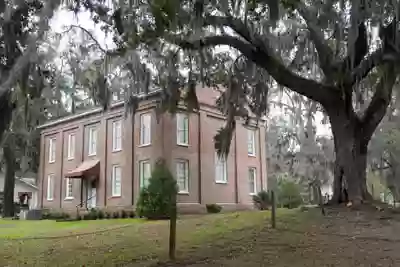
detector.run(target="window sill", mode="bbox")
[248,153,256,157]
[67,157,74,161]
[138,143,151,148]
[64,197,74,201]
[178,191,189,195]
[110,195,121,198]
[249,193,256,196]
[48,161,55,164]
[215,181,227,184]
[177,143,189,147]
[88,153,97,157]
[47,199,54,201]
[112,148,122,153]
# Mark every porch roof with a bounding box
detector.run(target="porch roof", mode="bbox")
[65,159,100,179]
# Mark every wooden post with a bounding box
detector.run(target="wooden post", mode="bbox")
[271,190,276,229]
[169,194,177,260]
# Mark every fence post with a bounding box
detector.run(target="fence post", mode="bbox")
[169,194,177,260]
[271,190,276,229]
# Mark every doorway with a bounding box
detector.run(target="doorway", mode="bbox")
[87,180,97,209]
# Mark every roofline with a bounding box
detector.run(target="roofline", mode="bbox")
[15,177,38,190]
[38,90,162,130]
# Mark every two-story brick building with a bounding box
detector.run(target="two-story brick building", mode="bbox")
[37,87,267,213]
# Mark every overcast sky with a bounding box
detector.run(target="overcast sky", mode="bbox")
[50,7,332,137]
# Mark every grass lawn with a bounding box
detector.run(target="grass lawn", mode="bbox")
[0,209,302,266]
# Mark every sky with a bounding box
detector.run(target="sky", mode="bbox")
[50,7,332,137]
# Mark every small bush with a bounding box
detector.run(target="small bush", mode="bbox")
[89,210,98,220]
[128,210,135,218]
[112,211,120,219]
[83,213,91,220]
[121,210,127,218]
[206,204,222,213]
[105,212,111,219]
[253,190,271,210]
[97,210,105,219]
[277,180,303,209]
[136,158,178,220]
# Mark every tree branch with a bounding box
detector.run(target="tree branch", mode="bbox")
[350,49,384,85]
[296,1,334,78]
[361,64,396,139]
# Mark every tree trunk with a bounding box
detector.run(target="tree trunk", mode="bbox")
[329,111,372,205]
[3,145,16,217]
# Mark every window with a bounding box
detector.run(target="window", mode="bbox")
[47,174,54,201]
[176,160,189,193]
[65,178,73,199]
[112,165,122,196]
[48,138,56,163]
[67,134,75,160]
[88,127,97,156]
[247,129,256,156]
[248,167,257,195]
[215,152,227,183]
[139,114,151,146]
[176,113,189,145]
[139,160,151,188]
[112,120,122,152]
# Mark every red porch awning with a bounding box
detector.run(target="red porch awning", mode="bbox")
[65,159,100,179]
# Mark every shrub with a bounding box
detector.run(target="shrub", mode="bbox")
[83,213,91,220]
[252,190,271,210]
[121,210,127,218]
[128,210,135,218]
[112,211,120,219]
[88,209,98,220]
[277,180,303,209]
[136,158,178,220]
[206,204,222,213]
[105,212,111,219]
[97,210,105,219]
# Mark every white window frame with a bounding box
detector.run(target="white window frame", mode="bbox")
[67,134,75,160]
[139,113,151,146]
[215,152,227,184]
[176,113,189,146]
[112,120,123,152]
[88,127,97,156]
[47,174,54,201]
[111,165,122,197]
[48,138,56,163]
[248,167,257,195]
[176,160,189,193]
[139,160,151,188]
[65,178,74,199]
[247,129,256,156]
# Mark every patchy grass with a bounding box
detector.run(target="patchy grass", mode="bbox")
[0,209,301,266]
[0,218,144,239]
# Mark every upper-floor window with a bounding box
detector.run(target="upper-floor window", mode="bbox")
[247,129,256,156]
[48,138,56,163]
[47,174,54,201]
[111,165,122,197]
[65,178,73,199]
[67,134,75,160]
[139,113,151,146]
[139,160,151,188]
[176,160,189,193]
[248,167,257,195]
[112,120,122,152]
[176,113,189,146]
[88,127,97,156]
[215,152,227,183]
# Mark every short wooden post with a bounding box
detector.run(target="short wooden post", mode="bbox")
[169,194,177,260]
[271,190,276,229]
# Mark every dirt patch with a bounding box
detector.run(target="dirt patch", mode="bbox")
[153,207,400,267]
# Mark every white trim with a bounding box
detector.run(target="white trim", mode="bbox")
[47,174,54,201]
[112,120,122,152]
[176,159,189,193]
[215,152,227,183]
[248,167,257,195]
[111,165,122,197]
[176,113,189,146]
[48,138,56,163]
[139,113,152,146]
[65,178,74,199]
[88,127,97,156]
[247,129,256,156]
[67,134,75,160]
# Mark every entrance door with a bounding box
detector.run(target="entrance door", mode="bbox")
[87,181,97,208]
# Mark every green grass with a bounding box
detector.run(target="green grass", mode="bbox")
[0,209,305,266]
[0,218,144,239]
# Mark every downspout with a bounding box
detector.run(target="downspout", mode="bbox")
[258,126,264,191]
[197,112,202,204]
[59,132,64,209]
[40,135,45,208]
[80,125,85,207]
[131,113,135,206]
[103,115,108,207]
[234,124,239,203]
